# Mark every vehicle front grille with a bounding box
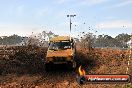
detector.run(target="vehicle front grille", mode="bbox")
[53,57,66,62]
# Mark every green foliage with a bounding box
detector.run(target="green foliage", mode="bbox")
[80,33,131,48]
[0,32,130,48]
[0,34,22,45]
[0,31,59,45]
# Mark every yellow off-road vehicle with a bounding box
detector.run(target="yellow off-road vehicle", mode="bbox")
[45,36,76,71]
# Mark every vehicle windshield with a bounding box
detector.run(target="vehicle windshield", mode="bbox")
[49,40,71,50]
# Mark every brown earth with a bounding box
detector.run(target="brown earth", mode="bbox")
[0,45,132,88]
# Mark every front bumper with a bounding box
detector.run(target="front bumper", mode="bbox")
[45,56,74,64]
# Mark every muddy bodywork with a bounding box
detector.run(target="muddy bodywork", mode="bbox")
[45,36,76,70]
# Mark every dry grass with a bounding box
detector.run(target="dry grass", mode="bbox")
[0,46,132,88]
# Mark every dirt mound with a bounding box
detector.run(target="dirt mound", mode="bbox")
[0,45,47,74]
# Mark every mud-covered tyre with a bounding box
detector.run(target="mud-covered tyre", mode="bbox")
[67,61,76,70]
[73,61,76,68]
[45,63,52,72]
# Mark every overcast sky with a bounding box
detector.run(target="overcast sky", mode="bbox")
[0,0,132,37]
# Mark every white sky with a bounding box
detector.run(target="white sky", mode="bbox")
[0,0,132,37]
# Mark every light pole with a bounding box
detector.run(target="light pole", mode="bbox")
[67,14,76,34]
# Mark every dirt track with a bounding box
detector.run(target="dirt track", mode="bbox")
[0,46,132,88]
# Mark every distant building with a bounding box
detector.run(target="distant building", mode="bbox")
[127,40,132,49]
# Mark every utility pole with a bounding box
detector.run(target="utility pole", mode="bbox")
[67,15,76,35]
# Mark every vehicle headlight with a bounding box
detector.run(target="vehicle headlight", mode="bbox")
[67,56,73,61]
[46,57,53,61]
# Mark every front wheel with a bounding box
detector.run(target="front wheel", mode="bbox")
[45,63,53,72]
[67,61,76,70]
[73,61,76,68]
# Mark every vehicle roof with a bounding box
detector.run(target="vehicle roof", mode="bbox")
[50,36,73,42]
